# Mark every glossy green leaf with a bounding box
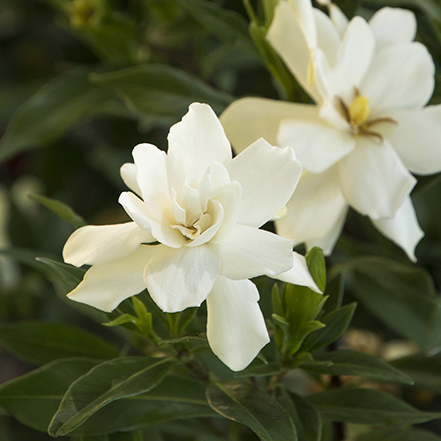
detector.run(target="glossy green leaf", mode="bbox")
[206,380,297,441]
[300,303,357,353]
[277,391,321,441]
[340,257,441,352]
[0,67,125,163]
[355,427,441,441]
[28,194,86,228]
[49,357,175,437]
[70,376,217,436]
[391,352,441,392]
[36,257,85,290]
[90,64,233,128]
[307,388,441,424]
[234,361,282,378]
[0,321,119,365]
[0,358,98,432]
[300,350,414,384]
[305,247,326,293]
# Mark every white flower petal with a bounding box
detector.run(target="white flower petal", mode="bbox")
[132,143,171,223]
[329,17,375,100]
[329,4,349,35]
[275,167,347,251]
[118,192,152,231]
[338,137,416,220]
[227,138,302,228]
[63,222,154,267]
[287,0,317,48]
[221,98,318,154]
[278,117,355,173]
[383,106,441,175]
[272,252,321,293]
[267,1,317,99]
[206,276,269,371]
[219,224,294,280]
[369,7,416,49]
[144,244,220,312]
[314,8,341,66]
[67,246,157,312]
[361,43,435,112]
[211,181,242,243]
[120,163,142,197]
[167,103,231,189]
[372,196,424,262]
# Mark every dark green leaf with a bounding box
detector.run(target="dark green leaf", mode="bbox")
[0,358,98,432]
[49,357,175,437]
[322,274,344,315]
[277,391,322,441]
[300,303,357,353]
[90,64,233,128]
[307,388,441,424]
[29,194,86,228]
[206,380,297,441]
[355,427,441,441]
[70,376,217,436]
[0,321,119,365]
[391,352,441,392]
[35,257,85,290]
[300,350,413,384]
[0,67,125,163]
[340,257,441,352]
[234,361,282,378]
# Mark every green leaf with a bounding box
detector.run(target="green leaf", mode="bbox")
[391,352,441,392]
[69,376,217,436]
[300,350,414,384]
[355,427,441,441]
[305,247,326,293]
[300,303,357,353]
[277,391,322,441]
[0,321,119,365]
[177,0,254,48]
[28,194,86,228]
[234,361,282,378]
[307,388,441,425]
[49,357,175,437]
[0,358,98,432]
[339,257,441,352]
[35,257,85,290]
[322,274,344,315]
[0,67,125,163]
[206,380,297,441]
[90,64,233,128]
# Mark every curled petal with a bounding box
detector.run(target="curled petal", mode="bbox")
[272,252,321,293]
[67,246,157,312]
[120,163,142,197]
[206,276,269,371]
[219,224,294,280]
[227,138,302,228]
[119,192,153,231]
[338,137,416,220]
[372,196,424,262]
[63,222,154,267]
[144,244,221,312]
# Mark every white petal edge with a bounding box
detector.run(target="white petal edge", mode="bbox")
[120,163,142,197]
[119,192,153,231]
[372,196,424,262]
[63,222,155,267]
[219,224,294,280]
[67,245,157,312]
[369,7,417,49]
[272,252,321,293]
[220,98,318,155]
[227,138,302,228]
[206,276,270,371]
[144,243,221,312]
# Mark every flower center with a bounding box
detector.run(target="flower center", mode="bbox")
[336,89,398,142]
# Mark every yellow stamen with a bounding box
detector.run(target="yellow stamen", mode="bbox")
[349,95,371,127]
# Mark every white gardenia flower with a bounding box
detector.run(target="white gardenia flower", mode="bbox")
[221,0,441,261]
[63,103,319,371]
